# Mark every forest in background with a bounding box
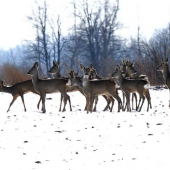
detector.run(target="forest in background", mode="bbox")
[0,0,170,86]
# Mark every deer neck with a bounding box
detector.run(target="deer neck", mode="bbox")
[125,70,131,78]
[116,73,125,87]
[163,65,170,84]
[31,71,39,87]
[75,78,83,89]
[53,72,61,79]
[82,75,90,87]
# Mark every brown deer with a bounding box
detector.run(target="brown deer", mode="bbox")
[27,62,72,113]
[119,58,138,110]
[0,80,41,112]
[157,57,170,107]
[68,70,100,111]
[80,64,122,113]
[112,66,150,112]
[49,60,81,111]
[69,70,112,112]
[88,68,113,111]
[121,59,152,111]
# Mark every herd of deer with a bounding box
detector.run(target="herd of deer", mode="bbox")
[0,57,169,113]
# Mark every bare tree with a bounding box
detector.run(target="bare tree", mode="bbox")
[71,0,122,75]
[26,0,52,76]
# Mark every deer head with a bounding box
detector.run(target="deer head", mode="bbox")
[27,62,39,76]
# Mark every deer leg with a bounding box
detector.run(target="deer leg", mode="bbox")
[59,94,63,112]
[7,96,17,112]
[41,94,46,113]
[67,94,72,111]
[107,95,114,112]
[122,92,126,111]
[86,96,90,113]
[148,90,152,109]
[132,93,137,110]
[144,89,151,112]
[37,97,42,110]
[103,95,111,111]
[134,93,138,111]
[62,96,67,112]
[124,103,127,111]
[125,92,131,112]
[62,93,72,112]
[144,91,149,112]
[137,97,141,111]
[84,96,88,110]
[111,91,122,112]
[20,94,27,112]
[138,95,145,112]
[89,95,94,113]
[93,96,98,112]
[132,93,134,110]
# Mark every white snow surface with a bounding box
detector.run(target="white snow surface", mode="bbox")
[0,86,170,170]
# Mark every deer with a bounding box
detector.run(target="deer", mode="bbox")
[80,64,122,113]
[0,80,41,112]
[48,60,65,111]
[27,62,72,113]
[69,70,112,112]
[157,57,170,107]
[125,60,152,111]
[88,68,113,111]
[119,58,138,110]
[112,66,150,112]
[49,61,109,112]
[68,70,100,111]
[120,58,152,111]
[49,60,81,111]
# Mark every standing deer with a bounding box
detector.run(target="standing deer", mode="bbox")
[80,64,122,113]
[69,70,112,112]
[49,60,80,111]
[119,58,138,110]
[68,70,99,111]
[0,80,41,112]
[112,66,150,112]
[121,59,152,111]
[157,57,170,107]
[27,62,72,113]
[89,68,112,111]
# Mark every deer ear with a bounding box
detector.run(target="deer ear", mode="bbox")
[89,64,93,69]
[123,58,127,64]
[34,62,39,68]
[53,60,56,66]
[80,64,84,70]
[74,72,78,77]
[67,70,71,75]
[131,61,135,67]
[115,65,119,71]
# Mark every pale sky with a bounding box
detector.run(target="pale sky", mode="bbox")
[0,0,170,50]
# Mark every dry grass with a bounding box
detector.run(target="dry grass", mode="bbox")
[0,63,31,86]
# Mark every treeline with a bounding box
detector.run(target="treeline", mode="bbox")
[0,0,170,85]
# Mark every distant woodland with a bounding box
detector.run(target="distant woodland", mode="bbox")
[0,0,170,85]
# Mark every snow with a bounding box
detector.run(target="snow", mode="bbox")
[0,87,170,170]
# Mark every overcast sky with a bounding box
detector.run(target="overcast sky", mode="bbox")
[0,0,170,50]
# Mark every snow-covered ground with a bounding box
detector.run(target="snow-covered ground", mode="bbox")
[0,87,170,170]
